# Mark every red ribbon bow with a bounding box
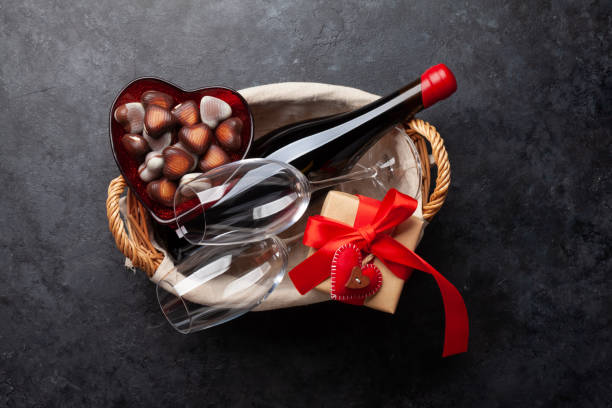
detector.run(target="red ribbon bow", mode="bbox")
[289,188,469,357]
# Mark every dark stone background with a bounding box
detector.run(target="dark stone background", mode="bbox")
[1,1,610,406]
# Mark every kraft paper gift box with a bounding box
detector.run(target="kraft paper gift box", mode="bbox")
[308,190,426,314]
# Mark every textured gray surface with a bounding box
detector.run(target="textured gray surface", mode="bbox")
[1,0,611,406]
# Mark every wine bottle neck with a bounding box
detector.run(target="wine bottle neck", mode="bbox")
[265,82,422,164]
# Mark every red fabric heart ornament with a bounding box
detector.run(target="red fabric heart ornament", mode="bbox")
[330,243,382,305]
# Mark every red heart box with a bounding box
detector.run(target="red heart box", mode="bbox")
[109,77,253,225]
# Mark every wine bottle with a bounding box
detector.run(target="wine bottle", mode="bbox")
[249,64,457,180]
[159,65,457,262]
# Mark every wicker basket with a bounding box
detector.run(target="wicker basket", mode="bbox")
[106,84,450,280]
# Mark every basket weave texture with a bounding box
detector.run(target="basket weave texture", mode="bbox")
[106,118,450,277]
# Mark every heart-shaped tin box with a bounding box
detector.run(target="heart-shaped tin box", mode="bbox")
[109,78,253,225]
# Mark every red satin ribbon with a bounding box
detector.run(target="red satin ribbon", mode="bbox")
[288,188,469,357]
[354,194,414,281]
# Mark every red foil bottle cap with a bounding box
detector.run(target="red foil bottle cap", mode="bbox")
[420,64,457,107]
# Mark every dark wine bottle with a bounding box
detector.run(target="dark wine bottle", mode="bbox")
[249,64,457,180]
[159,65,457,262]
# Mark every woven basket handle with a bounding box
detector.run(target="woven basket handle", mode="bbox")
[106,176,163,276]
[406,118,450,221]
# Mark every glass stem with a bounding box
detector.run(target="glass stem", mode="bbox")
[309,166,377,193]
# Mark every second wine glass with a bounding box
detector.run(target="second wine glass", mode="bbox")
[157,235,287,333]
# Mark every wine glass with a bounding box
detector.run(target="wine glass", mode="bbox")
[173,157,405,245]
[156,235,287,333]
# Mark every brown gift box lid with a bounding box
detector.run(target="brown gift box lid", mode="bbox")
[308,191,426,313]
